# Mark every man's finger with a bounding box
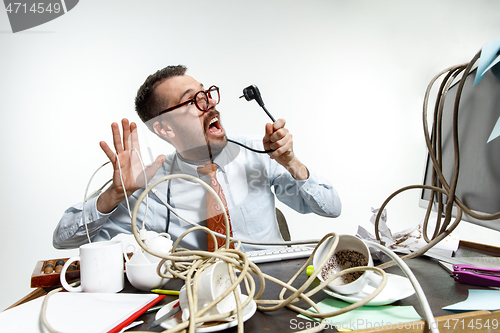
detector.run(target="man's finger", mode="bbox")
[264,123,274,139]
[111,122,124,153]
[272,118,286,130]
[122,118,131,151]
[270,128,288,143]
[130,121,140,150]
[143,155,167,183]
[99,141,117,165]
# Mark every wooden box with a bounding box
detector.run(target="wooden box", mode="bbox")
[30,258,80,288]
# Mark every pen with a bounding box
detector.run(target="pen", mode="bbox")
[145,304,165,314]
[149,301,181,329]
[151,289,180,296]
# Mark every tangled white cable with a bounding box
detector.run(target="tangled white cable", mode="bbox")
[43,155,439,333]
[40,172,439,333]
[126,173,439,333]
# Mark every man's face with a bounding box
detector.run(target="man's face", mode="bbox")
[154,75,227,161]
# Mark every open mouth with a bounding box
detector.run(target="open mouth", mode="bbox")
[207,116,224,137]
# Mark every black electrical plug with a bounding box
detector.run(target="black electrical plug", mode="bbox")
[239,85,275,122]
[240,85,265,107]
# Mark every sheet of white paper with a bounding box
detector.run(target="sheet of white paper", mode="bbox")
[0,292,159,333]
[357,208,460,258]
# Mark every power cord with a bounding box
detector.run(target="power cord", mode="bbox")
[231,84,276,154]
[367,241,438,333]
[82,161,111,244]
[45,156,437,333]
[373,49,500,271]
[130,174,390,333]
[128,173,438,333]
[82,147,150,243]
[226,138,274,154]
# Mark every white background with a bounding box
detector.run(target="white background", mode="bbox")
[1,0,500,311]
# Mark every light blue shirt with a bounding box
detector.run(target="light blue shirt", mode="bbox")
[53,136,341,252]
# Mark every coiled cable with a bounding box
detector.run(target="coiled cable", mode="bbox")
[375,49,500,271]
[125,173,441,333]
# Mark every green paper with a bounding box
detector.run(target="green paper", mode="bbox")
[297,298,422,331]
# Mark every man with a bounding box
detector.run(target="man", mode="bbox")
[53,65,341,251]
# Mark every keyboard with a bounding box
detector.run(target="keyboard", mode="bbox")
[245,246,315,263]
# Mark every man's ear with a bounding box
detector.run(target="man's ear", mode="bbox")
[153,120,175,140]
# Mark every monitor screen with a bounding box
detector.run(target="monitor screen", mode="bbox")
[420,66,500,232]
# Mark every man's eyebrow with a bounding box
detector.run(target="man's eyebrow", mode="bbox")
[178,83,204,102]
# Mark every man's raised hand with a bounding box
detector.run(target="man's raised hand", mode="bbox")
[97,119,166,213]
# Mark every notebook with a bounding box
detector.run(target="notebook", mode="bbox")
[0,292,165,332]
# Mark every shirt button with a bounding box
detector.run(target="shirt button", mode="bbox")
[88,214,93,221]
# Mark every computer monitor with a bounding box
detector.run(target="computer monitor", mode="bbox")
[420,65,500,232]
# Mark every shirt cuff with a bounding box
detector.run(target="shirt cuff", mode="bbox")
[298,170,335,215]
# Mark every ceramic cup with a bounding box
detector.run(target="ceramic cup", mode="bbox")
[60,240,124,293]
[125,261,168,291]
[313,234,382,295]
[179,261,241,322]
[124,243,151,265]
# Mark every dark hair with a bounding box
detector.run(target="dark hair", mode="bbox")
[135,65,187,123]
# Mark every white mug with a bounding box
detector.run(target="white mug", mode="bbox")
[60,240,124,293]
[179,261,241,322]
[313,234,382,295]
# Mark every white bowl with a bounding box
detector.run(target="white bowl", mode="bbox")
[125,262,168,291]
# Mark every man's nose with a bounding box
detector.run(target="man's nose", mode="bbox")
[207,95,217,109]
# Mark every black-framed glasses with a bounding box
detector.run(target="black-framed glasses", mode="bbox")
[159,85,220,115]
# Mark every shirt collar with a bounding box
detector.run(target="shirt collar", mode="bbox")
[174,140,240,175]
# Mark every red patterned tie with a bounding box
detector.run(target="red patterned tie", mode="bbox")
[197,163,234,252]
